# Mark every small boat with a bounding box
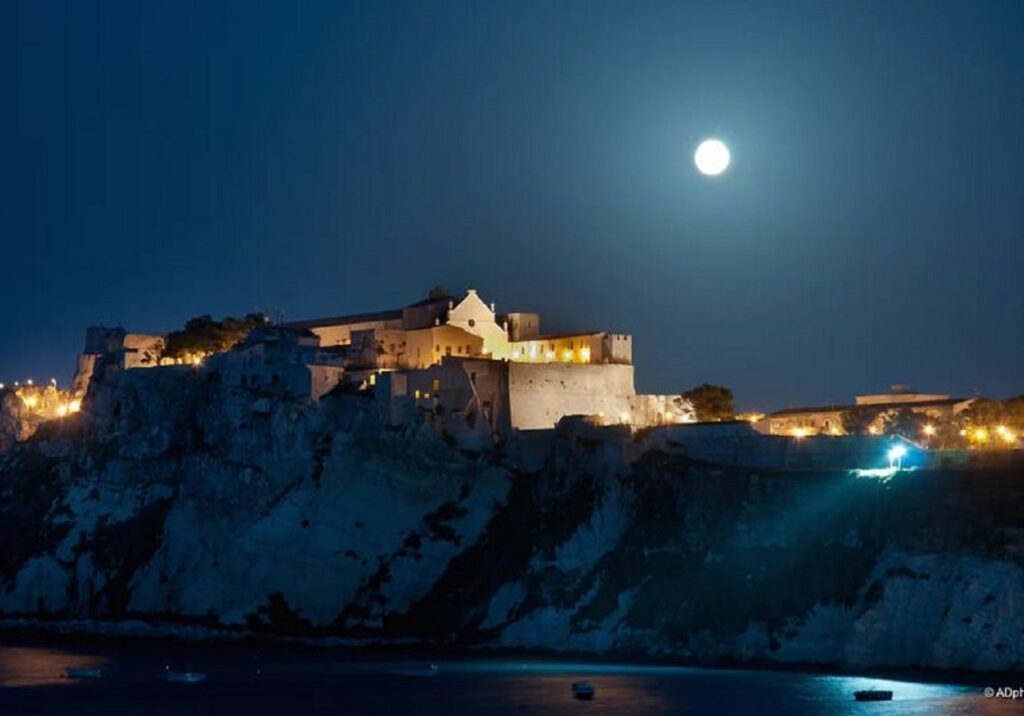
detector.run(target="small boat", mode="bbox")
[571,681,595,700]
[63,666,103,680]
[163,671,208,684]
[854,689,893,702]
[390,663,440,677]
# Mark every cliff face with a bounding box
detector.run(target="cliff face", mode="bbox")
[1,365,1023,672]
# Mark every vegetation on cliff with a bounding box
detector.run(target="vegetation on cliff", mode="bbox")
[162,313,268,361]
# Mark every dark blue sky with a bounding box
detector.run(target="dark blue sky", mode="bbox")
[4,0,1023,409]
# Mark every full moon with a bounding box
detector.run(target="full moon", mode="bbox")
[694,139,730,176]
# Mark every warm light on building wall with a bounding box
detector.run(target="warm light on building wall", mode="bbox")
[736,412,765,423]
[922,424,936,437]
[21,394,39,409]
[579,346,591,363]
[68,399,81,413]
[792,427,808,439]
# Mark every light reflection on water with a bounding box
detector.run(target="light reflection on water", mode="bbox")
[0,645,1016,715]
[0,646,108,688]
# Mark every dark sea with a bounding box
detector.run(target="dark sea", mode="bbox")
[0,641,1018,715]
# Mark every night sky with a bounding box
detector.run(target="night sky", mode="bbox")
[4,1,1023,410]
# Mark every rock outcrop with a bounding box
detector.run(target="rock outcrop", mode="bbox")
[1,363,1022,672]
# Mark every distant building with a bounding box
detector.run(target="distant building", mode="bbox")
[377,356,692,434]
[213,325,346,401]
[284,288,633,372]
[67,287,695,431]
[756,386,976,436]
[287,287,691,432]
[72,327,166,397]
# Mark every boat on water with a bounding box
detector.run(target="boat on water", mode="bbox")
[390,664,440,677]
[163,671,208,684]
[63,667,103,680]
[854,689,893,702]
[571,681,595,700]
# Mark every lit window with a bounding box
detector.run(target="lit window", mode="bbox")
[432,379,441,391]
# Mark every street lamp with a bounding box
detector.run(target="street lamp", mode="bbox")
[888,444,907,470]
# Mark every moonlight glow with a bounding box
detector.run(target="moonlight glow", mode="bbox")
[694,139,730,176]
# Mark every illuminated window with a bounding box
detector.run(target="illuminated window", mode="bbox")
[414,389,421,399]
[432,379,441,391]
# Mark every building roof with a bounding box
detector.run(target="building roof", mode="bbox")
[512,330,609,341]
[284,308,403,329]
[242,325,319,344]
[768,397,973,417]
[283,290,458,330]
[404,293,453,308]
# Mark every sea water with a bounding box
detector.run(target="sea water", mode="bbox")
[0,642,1014,715]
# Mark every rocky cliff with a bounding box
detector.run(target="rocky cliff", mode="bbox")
[1,364,1023,672]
